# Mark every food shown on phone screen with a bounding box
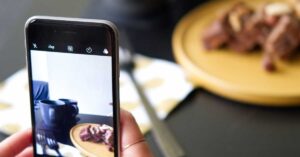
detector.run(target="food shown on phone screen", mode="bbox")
[79,124,114,151]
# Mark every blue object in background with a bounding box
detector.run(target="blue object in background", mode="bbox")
[32,80,49,105]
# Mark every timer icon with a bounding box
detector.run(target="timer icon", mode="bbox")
[86,47,92,53]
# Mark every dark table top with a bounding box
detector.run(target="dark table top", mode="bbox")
[1,0,300,157]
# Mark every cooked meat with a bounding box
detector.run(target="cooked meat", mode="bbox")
[107,145,114,152]
[227,20,259,52]
[227,32,257,52]
[246,7,274,46]
[103,129,114,146]
[264,2,293,26]
[202,14,230,50]
[79,124,114,152]
[265,15,300,59]
[90,126,103,142]
[262,53,276,71]
[203,2,256,51]
[290,0,300,17]
[227,3,278,52]
[201,1,300,72]
[79,125,92,141]
[228,2,254,32]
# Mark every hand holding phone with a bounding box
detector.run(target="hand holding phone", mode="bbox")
[0,110,154,157]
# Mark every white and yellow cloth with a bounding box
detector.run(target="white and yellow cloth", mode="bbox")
[0,55,193,135]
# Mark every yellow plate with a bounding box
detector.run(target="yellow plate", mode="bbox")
[172,0,300,106]
[70,123,114,157]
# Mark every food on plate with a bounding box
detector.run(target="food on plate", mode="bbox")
[79,124,114,152]
[289,0,300,17]
[265,15,300,59]
[202,2,300,72]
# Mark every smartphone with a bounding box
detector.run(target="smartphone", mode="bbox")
[25,16,120,157]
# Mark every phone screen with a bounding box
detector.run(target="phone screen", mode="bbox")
[25,17,119,157]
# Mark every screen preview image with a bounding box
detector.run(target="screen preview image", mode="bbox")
[30,49,115,157]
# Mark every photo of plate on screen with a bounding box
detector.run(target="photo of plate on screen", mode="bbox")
[70,123,114,157]
[172,0,300,106]
[29,47,115,156]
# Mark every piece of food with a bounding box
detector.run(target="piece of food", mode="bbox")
[79,124,114,152]
[202,1,300,72]
[265,2,293,17]
[202,2,255,52]
[262,53,276,72]
[80,125,92,141]
[103,129,114,147]
[230,3,254,31]
[202,13,230,50]
[290,0,300,18]
[90,126,103,142]
[227,2,256,52]
[265,15,300,59]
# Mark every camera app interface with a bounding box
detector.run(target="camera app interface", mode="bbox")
[28,23,116,157]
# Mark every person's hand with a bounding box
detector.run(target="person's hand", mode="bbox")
[0,128,33,157]
[120,110,153,157]
[0,109,154,157]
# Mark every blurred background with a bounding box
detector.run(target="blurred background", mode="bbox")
[1,0,300,157]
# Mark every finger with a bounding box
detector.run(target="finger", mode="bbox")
[16,146,33,157]
[120,110,144,146]
[120,109,153,157]
[0,129,32,157]
[122,141,152,157]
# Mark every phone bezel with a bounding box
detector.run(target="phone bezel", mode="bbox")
[24,16,120,157]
